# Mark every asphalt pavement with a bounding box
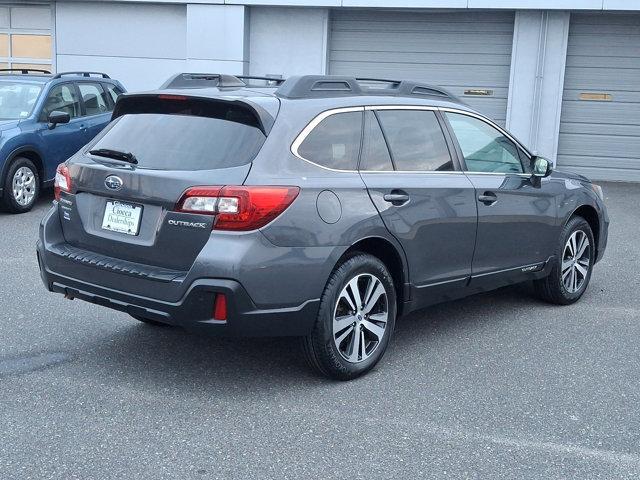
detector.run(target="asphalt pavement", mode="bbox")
[1,182,639,479]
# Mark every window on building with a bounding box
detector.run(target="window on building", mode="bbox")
[0,6,53,74]
[297,111,363,170]
[375,110,453,172]
[11,34,51,59]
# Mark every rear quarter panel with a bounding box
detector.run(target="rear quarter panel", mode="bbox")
[245,101,409,303]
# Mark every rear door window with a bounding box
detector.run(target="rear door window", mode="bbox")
[360,111,393,171]
[376,110,453,172]
[104,83,124,105]
[297,111,362,170]
[78,82,110,116]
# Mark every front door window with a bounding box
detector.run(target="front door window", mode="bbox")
[445,112,525,174]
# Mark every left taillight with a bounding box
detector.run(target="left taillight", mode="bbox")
[54,164,72,201]
[176,185,300,231]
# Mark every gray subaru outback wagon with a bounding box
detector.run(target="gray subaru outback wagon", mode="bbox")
[37,74,609,380]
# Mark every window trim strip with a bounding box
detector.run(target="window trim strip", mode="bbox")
[290,105,533,175]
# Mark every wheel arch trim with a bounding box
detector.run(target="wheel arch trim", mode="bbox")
[1,145,45,189]
[338,235,411,314]
[564,203,601,260]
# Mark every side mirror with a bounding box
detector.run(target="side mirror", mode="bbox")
[47,110,70,130]
[532,156,553,178]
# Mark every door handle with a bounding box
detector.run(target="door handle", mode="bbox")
[478,192,498,205]
[383,191,410,206]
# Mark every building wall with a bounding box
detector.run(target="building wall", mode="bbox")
[55,2,249,91]
[45,1,640,180]
[249,7,329,77]
[55,2,187,91]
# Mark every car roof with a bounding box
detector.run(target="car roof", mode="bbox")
[0,74,51,84]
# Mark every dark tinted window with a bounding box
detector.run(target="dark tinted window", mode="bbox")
[297,111,362,170]
[360,111,393,171]
[90,113,266,170]
[376,110,453,172]
[445,112,524,174]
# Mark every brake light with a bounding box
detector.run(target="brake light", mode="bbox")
[54,164,72,200]
[176,185,300,231]
[158,94,188,101]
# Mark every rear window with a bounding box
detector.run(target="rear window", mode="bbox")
[90,112,265,170]
[91,97,267,170]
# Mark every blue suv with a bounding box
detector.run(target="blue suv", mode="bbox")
[0,69,125,213]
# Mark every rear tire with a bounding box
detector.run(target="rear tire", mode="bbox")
[303,253,396,380]
[2,157,40,213]
[535,216,595,305]
[130,314,170,327]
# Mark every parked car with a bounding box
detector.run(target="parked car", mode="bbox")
[37,74,609,380]
[0,69,125,213]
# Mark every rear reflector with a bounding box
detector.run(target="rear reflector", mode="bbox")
[176,185,300,231]
[213,293,227,321]
[54,163,72,201]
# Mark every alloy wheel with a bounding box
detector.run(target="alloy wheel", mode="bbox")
[561,230,591,294]
[12,166,36,206]
[332,273,388,363]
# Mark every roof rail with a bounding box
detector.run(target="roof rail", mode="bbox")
[53,71,110,79]
[276,75,459,102]
[237,75,286,86]
[161,73,246,90]
[0,68,51,75]
[160,73,286,90]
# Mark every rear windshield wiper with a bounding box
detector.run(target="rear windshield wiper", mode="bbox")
[89,148,138,165]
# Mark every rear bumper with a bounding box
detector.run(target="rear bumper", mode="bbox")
[37,249,319,336]
[36,203,333,337]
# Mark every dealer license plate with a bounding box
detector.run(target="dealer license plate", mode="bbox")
[101,200,142,236]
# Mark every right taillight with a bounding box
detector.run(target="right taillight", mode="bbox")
[54,164,72,201]
[176,185,300,231]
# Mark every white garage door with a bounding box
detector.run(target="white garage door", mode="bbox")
[329,10,514,125]
[558,13,640,182]
[0,4,53,72]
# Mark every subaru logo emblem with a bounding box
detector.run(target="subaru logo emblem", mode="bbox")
[105,175,123,191]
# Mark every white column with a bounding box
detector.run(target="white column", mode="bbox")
[506,10,570,162]
[186,4,249,75]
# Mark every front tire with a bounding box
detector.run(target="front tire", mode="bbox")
[303,253,396,380]
[535,216,595,305]
[2,157,40,213]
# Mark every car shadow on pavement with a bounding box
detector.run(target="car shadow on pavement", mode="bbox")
[78,283,544,392]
